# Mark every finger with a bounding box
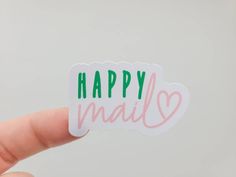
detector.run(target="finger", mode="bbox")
[1,172,33,177]
[0,108,82,174]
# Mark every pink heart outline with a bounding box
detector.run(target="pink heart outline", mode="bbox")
[157,91,182,120]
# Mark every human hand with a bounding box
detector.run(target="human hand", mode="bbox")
[0,108,82,177]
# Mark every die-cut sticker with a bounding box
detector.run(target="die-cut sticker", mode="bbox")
[69,62,190,136]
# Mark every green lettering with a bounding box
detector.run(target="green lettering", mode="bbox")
[137,71,146,99]
[93,71,102,98]
[108,70,117,98]
[123,70,131,98]
[78,73,86,99]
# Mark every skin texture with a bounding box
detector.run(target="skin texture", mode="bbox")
[0,108,82,177]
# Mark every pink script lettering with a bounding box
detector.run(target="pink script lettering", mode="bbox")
[77,73,182,129]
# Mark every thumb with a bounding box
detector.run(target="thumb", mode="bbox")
[1,172,33,177]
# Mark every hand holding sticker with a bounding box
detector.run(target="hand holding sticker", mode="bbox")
[69,62,190,136]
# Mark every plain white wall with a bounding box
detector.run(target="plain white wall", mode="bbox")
[0,0,236,177]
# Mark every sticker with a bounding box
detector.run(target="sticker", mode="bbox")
[69,62,190,136]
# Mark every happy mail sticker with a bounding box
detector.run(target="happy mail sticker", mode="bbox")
[69,62,190,136]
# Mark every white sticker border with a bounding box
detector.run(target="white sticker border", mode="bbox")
[68,62,190,137]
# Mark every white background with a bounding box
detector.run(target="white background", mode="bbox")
[0,0,236,177]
